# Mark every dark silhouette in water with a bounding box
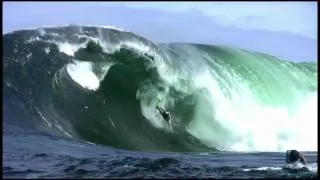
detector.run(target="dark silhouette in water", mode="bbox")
[286,149,307,165]
[156,105,171,123]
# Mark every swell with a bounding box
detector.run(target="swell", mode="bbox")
[3,26,212,152]
[3,25,317,152]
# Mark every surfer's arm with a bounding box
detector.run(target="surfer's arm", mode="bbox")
[157,107,165,114]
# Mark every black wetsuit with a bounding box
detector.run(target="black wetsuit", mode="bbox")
[157,107,171,122]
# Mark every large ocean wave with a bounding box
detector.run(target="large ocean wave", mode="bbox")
[3,25,317,152]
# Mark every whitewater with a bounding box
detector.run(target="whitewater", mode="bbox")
[3,25,317,178]
[24,25,316,152]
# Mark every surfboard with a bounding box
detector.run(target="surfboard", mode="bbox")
[169,120,173,133]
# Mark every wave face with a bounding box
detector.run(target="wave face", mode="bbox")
[3,25,317,152]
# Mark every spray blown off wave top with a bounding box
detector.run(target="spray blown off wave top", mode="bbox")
[3,25,317,152]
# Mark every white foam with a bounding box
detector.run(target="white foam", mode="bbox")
[28,35,88,57]
[66,60,100,91]
[44,47,51,54]
[46,37,148,58]
[84,141,96,145]
[49,32,60,37]
[187,64,318,151]
[20,25,143,61]
[308,163,318,172]
[10,24,126,34]
[27,53,32,59]
[243,162,318,172]
[242,166,282,171]
[95,37,153,57]
[76,34,100,43]
[85,24,126,32]
[57,124,72,137]
[57,42,79,56]
[148,46,318,152]
[140,104,167,129]
[66,60,113,91]
[38,28,46,36]
[36,107,52,128]
[26,36,40,43]
[122,41,151,52]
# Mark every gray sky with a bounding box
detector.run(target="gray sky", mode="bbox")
[3,2,317,62]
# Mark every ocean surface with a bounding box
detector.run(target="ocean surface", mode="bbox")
[3,25,318,178]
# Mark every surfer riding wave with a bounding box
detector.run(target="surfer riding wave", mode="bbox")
[156,105,171,123]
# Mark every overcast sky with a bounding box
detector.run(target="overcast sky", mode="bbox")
[3,2,317,62]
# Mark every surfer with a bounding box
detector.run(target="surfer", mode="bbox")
[156,105,171,123]
[285,149,307,166]
[144,53,154,60]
